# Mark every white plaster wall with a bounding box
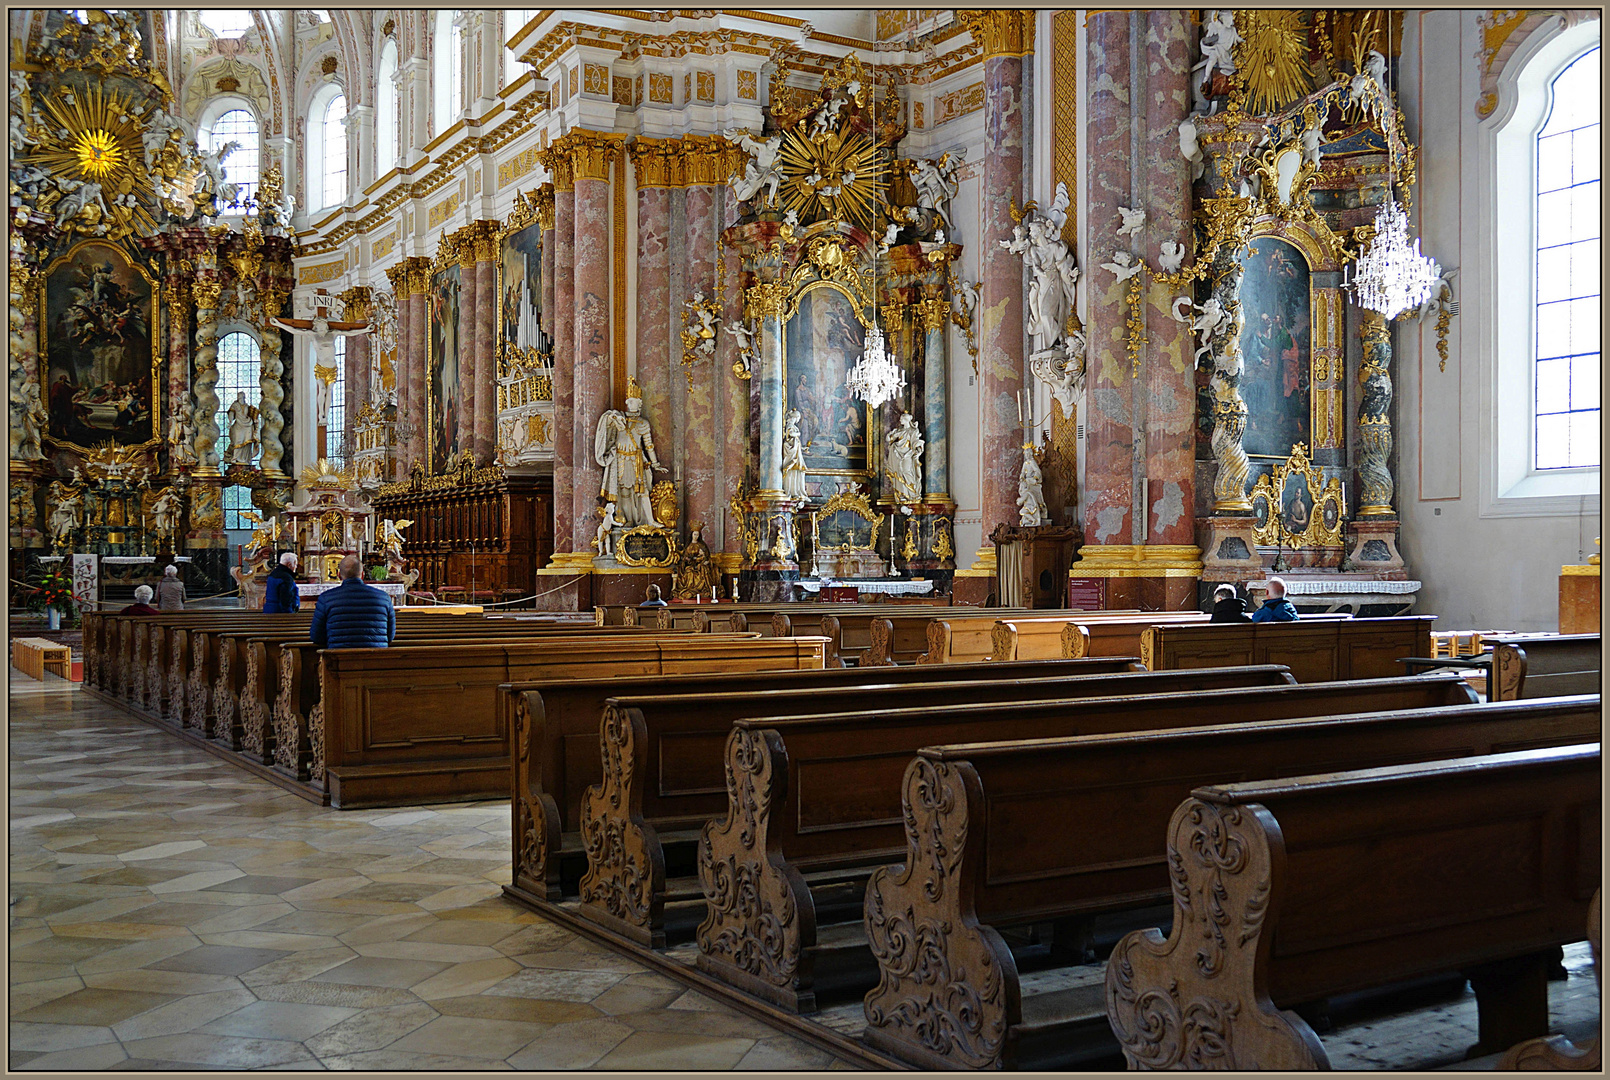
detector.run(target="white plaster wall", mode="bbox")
[1396,11,1601,631]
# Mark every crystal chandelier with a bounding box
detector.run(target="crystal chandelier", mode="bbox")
[845,323,904,407]
[1346,197,1442,320]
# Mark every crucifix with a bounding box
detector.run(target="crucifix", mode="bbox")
[270,292,372,434]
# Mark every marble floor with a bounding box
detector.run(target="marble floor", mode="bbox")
[7,673,851,1071]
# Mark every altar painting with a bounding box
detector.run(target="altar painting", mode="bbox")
[42,241,158,450]
[784,285,868,475]
[499,221,547,367]
[1237,237,1311,459]
[427,263,462,471]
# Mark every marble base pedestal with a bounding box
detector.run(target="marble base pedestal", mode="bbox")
[592,570,673,608]
[1344,518,1406,576]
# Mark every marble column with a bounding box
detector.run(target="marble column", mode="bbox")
[456,226,479,462]
[569,132,619,553]
[404,257,432,472]
[631,143,675,477]
[165,275,191,428]
[383,262,410,478]
[191,273,223,472]
[682,179,719,547]
[474,220,498,464]
[547,156,576,553]
[258,282,289,477]
[1356,311,1396,516]
[969,11,1031,563]
[719,193,749,559]
[919,297,951,499]
[539,188,556,349]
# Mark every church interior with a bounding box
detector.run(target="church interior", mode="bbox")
[7,7,1604,1072]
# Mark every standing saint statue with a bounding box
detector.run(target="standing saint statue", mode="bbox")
[225,392,260,465]
[884,411,925,505]
[781,408,809,500]
[595,384,668,527]
[270,309,372,424]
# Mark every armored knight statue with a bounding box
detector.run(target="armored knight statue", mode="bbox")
[595,379,668,528]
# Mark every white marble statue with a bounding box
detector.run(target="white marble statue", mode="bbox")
[1100,250,1145,283]
[12,379,44,460]
[54,179,107,229]
[1179,115,1206,180]
[1158,241,1187,276]
[1415,264,1457,322]
[909,153,962,215]
[168,396,199,468]
[1192,10,1242,109]
[811,96,846,139]
[1350,49,1390,119]
[47,481,84,550]
[140,106,184,166]
[880,221,901,252]
[884,412,925,506]
[1117,206,1147,238]
[1017,452,1048,528]
[1300,124,1324,169]
[595,394,668,528]
[150,486,183,543]
[725,319,758,374]
[1030,331,1088,416]
[781,409,808,500]
[684,291,718,359]
[378,518,412,562]
[225,392,260,465]
[725,129,783,207]
[1172,294,1229,368]
[196,140,242,210]
[593,502,620,559]
[1001,182,1081,357]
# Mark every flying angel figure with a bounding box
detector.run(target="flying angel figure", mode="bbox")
[1116,206,1147,238]
[1350,50,1390,119]
[1158,241,1187,275]
[1101,250,1145,282]
[880,222,901,251]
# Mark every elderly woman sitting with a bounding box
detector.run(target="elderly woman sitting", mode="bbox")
[119,585,159,616]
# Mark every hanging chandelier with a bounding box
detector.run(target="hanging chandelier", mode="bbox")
[1347,197,1442,320]
[845,323,904,407]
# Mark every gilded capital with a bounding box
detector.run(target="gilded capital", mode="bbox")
[555,129,625,183]
[384,261,410,299]
[539,145,575,192]
[745,279,788,320]
[958,10,1035,58]
[477,219,503,262]
[534,184,556,231]
[192,279,223,310]
[684,134,741,187]
[338,285,373,321]
[629,136,685,189]
[917,297,949,332]
[454,224,479,269]
[404,255,433,294]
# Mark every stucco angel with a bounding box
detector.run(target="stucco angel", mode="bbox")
[725,129,783,206]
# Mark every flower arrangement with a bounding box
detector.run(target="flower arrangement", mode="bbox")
[27,568,76,617]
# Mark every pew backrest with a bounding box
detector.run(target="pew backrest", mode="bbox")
[1489,633,1601,700]
[1141,615,1436,681]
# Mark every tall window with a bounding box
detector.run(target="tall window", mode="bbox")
[326,336,347,466]
[433,10,458,133]
[322,93,348,209]
[377,39,399,171]
[1534,46,1600,470]
[204,107,260,205]
[216,331,261,530]
[504,10,538,82]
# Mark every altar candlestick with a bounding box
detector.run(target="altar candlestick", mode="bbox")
[1341,483,1347,515]
[1016,391,1023,424]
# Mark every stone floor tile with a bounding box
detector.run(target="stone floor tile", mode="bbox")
[407,956,522,1000]
[403,918,522,947]
[204,874,320,896]
[7,1020,119,1052]
[148,869,247,894]
[333,912,442,946]
[589,980,686,1016]
[594,1030,757,1070]
[12,986,180,1026]
[10,1039,130,1071]
[118,1031,318,1068]
[109,988,259,1041]
[387,1013,552,1059]
[735,1035,841,1070]
[9,961,79,986]
[73,935,209,974]
[308,955,450,989]
[81,968,247,997]
[119,840,208,861]
[301,1001,440,1058]
[186,902,299,935]
[614,1004,782,1040]
[250,982,419,1009]
[351,938,503,964]
[197,929,345,952]
[484,965,627,1003]
[146,943,291,976]
[7,975,87,1014]
[253,910,378,937]
[237,945,359,988]
[317,1048,513,1070]
[430,995,600,1024]
[502,1016,635,1069]
[199,999,361,1041]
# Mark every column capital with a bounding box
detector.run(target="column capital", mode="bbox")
[958,10,1035,59]
[549,128,626,184]
[384,261,410,299]
[683,134,743,188]
[533,184,556,231]
[628,135,685,189]
[338,285,373,321]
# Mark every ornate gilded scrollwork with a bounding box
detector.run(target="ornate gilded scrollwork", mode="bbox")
[1250,443,1343,548]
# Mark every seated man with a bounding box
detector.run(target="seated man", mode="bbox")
[311,555,396,649]
[638,583,668,609]
[119,585,159,616]
[1209,582,1251,623]
[1250,575,1301,622]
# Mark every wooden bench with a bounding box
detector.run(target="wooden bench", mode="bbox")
[574,662,1251,948]
[813,608,1034,667]
[694,673,1477,1012]
[862,694,1601,1069]
[1497,887,1601,1070]
[503,657,1149,906]
[1107,739,1601,1069]
[1140,615,1436,681]
[916,611,1187,666]
[13,636,71,681]
[1490,633,1601,700]
[308,634,826,808]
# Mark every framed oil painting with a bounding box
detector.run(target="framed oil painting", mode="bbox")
[784,284,870,476]
[1237,236,1311,460]
[427,263,462,472]
[42,240,159,451]
[499,219,549,369]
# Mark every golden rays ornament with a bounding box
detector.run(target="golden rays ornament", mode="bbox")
[72,129,125,180]
[1233,11,1314,116]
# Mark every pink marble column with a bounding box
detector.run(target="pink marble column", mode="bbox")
[1141,11,1196,546]
[635,184,674,467]
[406,285,429,471]
[719,193,748,557]
[682,183,719,544]
[978,50,1027,543]
[1082,12,1139,547]
[457,242,479,462]
[572,172,614,552]
[551,186,575,552]
[474,225,498,464]
[168,276,192,419]
[346,333,370,418]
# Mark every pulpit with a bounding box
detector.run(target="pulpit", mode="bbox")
[992,523,1083,609]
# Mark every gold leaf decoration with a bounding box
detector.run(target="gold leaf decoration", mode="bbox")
[1233,11,1314,117]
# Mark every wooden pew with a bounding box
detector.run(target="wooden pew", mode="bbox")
[1140,615,1436,681]
[1497,888,1601,1071]
[862,694,1601,1069]
[1490,633,1601,700]
[987,612,1210,662]
[503,657,1151,905]
[1106,740,1601,1069]
[572,663,1268,948]
[695,674,1478,1012]
[310,634,826,808]
[915,611,1157,666]
[13,637,70,681]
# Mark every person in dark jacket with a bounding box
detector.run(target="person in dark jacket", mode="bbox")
[120,585,159,616]
[638,583,668,609]
[1249,576,1301,622]
[1209,583,1251,623]
[312,555,396,649]
[263,552,301,613]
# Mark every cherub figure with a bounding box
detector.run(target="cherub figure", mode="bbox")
[593,501,621,560]
[1100,251,1145,282]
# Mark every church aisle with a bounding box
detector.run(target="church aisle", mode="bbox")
[7,675,854,1071]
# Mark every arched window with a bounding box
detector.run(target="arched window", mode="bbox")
[199,10,253,38]
[321,93,348,208]
[433,9,459,133]
[216,331,261,529]
[1533,46,1600,470]
[326,336,347,466]
[377,39,399,171]
[201,107,260,206]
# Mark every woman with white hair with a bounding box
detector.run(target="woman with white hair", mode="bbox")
[120,585,159,616]
[154,564,186,611]
[263,552,301,613]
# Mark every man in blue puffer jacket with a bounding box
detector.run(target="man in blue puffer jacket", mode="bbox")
[312,556,396,649]
[1249,576,1302,622]
[263,552,301,613]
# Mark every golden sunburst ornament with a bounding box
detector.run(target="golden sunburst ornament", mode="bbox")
[72,129,125,179]
[1233,11,1314,116]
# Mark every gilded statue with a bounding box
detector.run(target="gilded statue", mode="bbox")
[671,522,716,601]
[47,480,85,551]
[377,518,413,562]
[595,383,667,528]
[149,486,183,545]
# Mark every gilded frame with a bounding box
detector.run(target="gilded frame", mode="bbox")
[615,525,677,568]
[39,238,162,456]
[1249,442,1343,547]
[781,276,879,483]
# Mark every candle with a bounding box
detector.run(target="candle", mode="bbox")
[1341,482,1347,515]
[1016,391,1023,424]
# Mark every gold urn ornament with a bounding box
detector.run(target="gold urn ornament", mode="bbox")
[651,480,679,532]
